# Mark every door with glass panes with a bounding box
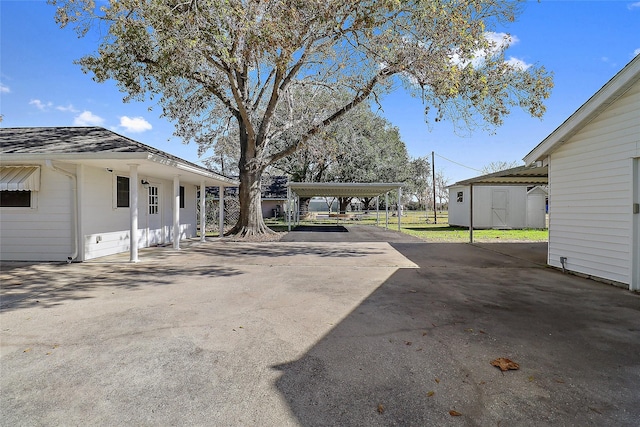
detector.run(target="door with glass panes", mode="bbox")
[147,184,164,246]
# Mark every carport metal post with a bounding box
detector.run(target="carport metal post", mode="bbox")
[469,183,474,243]
[397,186,402,232]
[376,196,379,226]
[385,192,389,229]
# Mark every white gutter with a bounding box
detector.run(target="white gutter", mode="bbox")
[45,160,79,263]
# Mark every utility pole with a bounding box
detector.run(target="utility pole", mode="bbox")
[432,151,437,224]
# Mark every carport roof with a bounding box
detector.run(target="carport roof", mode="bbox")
[451,164,548,186]
[288,182,403,198]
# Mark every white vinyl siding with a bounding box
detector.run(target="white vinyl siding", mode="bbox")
[0,165,73,261]
[548,82,640,285]
[447,185,528,229]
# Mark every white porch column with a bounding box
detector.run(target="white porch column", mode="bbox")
[173,175,180,250]
[469,184,474,243]
[129,164,139,263]
[200,181,206,242]
[397,186,402,231]
[376,196,379,226]
[219,186,225,237]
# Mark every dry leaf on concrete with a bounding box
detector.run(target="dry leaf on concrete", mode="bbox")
[449,410,462,416]
[490,357,520,371]
[377,404,385,414]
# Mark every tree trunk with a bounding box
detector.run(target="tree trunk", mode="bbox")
[228,122,273,237]
[338,197,352,214]
[362,197,373,212]
[299,197,312,219]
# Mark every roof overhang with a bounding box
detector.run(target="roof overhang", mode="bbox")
[288,182,403,198]
[0,153,238,187]
[524,55,640,165]
[451,165,548,187]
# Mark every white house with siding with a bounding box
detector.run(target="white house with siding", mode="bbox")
[0,127,237,262]
[448,184,547,229]
[524,55,640,291]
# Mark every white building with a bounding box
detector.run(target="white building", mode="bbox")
[1,127,237,262]
[524,55,640,291]
[448,183,547,229]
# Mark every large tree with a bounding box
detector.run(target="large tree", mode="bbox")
[51,0,553,236]
[405,157,431,210]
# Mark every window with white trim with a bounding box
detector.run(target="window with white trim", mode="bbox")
[116,176,130,208]
[1,190,31,207]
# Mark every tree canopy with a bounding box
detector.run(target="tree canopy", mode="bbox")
[51,0,553,236]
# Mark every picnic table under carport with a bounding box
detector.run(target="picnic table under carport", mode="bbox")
[286,182,404,231]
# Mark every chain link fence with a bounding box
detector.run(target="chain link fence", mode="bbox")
[197,195,240,235]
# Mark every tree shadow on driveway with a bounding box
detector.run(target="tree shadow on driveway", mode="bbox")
[0,261,242,312]
[272,243,640,426]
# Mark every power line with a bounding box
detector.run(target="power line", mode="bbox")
[434,152,482,172]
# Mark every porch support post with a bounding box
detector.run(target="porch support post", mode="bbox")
[129,164,139,263]
[173,175,180,250]
[200,181,206,242]
[469,184,474,243]
[376,196,379,226]
[397,186,402,232]
[219,186,225,237]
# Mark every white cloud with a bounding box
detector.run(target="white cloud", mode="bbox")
[74,110,105,126]
[29,99,53,111]
[56,104,79,113]
[628,2,640,10]
[485,32,520,52]
[634,48,640,57]
[505,56,532,71]
[451,32,522,68]
[0,83,10,94]
[119,116,152,133]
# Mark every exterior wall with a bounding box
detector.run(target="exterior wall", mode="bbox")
[0,162,73,261]
[547,81,640,286]
[82,165,138,260]
[448,185,527,229]
[262,199,285,218]
[448,186,469,227]
[82,166,198,260]
[1,162,200,262]
[526,187,548,229]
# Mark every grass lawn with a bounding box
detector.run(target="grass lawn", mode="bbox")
[265,210,548,243]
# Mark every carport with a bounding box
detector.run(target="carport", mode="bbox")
[452,165,548,242]
[286,182,404,231]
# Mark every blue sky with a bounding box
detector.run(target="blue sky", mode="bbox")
[1,1,639,184]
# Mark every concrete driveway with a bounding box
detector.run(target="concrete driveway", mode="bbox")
[1,225,639,426]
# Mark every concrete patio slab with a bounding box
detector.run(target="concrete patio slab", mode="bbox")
[1,229,639,426]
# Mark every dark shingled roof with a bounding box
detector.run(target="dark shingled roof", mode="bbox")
[0,126,235,181]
